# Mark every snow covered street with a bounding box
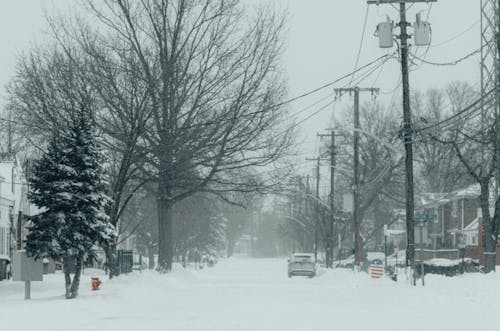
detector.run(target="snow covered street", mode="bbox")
[1,257,499,331]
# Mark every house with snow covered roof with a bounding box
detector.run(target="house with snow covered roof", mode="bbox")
[387,184,482,260]
[0,153,29,280]
[411,181,499,261]
[419,184,481,250]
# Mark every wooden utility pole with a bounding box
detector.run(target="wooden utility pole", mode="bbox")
[334,87,379,267]
[367,0,437,284]
[317,132,337,268]
[306,156,321,261]
[399,1,416,284]
[496,0,500,201]
[329,131,335,268]
[315,157,320,260]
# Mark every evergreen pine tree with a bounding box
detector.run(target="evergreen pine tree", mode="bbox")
[26,111,115,299]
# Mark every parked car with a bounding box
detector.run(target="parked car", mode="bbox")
[287,253,317,278]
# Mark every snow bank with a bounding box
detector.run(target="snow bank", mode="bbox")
[425,258,471,267]
[1,257,500,331]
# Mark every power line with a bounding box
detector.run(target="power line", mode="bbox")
[292,99,336,130]
[272,53,395,108]
[328,52,397,132]
[425,2,433,20]
[289,54,392,123]
[431,20,480,48]
[288,92,335,121]
[415,88,496,133]
[410,48,481,67]
[176,52,397,131]
[348,5,371,86]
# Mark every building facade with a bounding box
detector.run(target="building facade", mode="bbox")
[0,154,29,280]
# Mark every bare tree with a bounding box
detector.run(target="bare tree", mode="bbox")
[6,42,150,277]
[413,83,476,193]
[82,0,292,271]
[418,82,498,272]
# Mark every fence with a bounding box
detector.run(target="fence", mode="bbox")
[118,250,133,274]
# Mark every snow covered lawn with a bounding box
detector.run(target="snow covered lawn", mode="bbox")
[1,257,499,331]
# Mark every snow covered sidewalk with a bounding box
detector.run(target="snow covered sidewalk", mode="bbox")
[0,257,498,331]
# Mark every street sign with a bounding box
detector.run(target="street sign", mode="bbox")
[12,251,43,300]
[12,251,43,282]
[415,213,437,222]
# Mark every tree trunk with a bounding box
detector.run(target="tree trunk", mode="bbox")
[480,179,496,272]
[63,256,72,299]
[493,196,500,239]
[104,243,119,279]
[148,245,155,269]
[157,194,174,272]
[227,238,236,258]
[68,253,84,299]
[63,253,84,299]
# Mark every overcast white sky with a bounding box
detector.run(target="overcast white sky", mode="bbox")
[0,0,481,171]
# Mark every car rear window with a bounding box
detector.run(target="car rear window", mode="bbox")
[292,255,313,262]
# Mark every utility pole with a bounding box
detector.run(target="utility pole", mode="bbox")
[334,87,379,268]
[317,132,337,268]
[497,0,500,201]
[305,174,312,251]
[367,0,437,284]
[306,156,321,261]
[329,131,335,268]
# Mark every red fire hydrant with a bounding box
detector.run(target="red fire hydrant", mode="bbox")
[91,277,102,291]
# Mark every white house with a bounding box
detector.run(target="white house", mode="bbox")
[0,154,29,280]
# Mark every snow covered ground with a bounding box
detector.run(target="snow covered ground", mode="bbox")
[1,257,499,331]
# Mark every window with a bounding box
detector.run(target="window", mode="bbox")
[0,227,6,255]
[472,235,477,245]
[451,200,458,218]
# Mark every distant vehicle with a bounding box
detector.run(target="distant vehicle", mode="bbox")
[287,253,316,278]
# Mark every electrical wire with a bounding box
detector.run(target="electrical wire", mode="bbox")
[410,48,481,67]
[415,88,496,133]
[272,53,395,109]
[286,57,386,124]
[425,3,432,20]
[292,99,336,130]
[328,52,398,135]
[430,20,480,48]
[326,52,397,138]
[292,53,395,125]
[348,4,370,87]
[380,77,401,95]
[348,53,397,88]
[288,92,335,121]
[370,51,392,87]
